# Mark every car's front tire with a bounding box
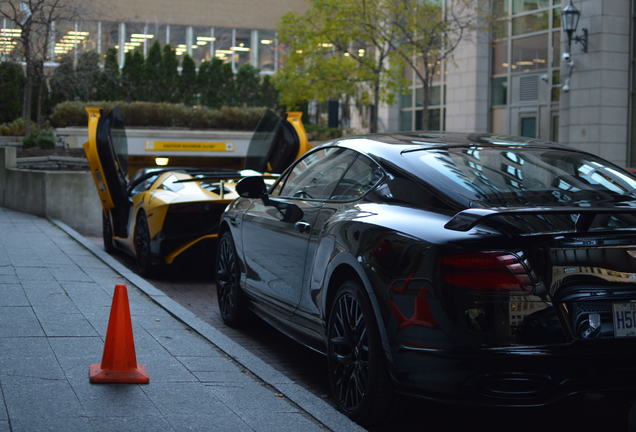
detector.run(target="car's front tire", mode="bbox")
[216,231,249,327]
[102,210,115,253]
[327,280,393,426]
[134,212,156,277]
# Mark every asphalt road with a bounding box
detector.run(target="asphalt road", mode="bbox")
[88,238,635,431]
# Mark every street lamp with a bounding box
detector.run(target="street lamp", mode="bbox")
[562,0,588,53]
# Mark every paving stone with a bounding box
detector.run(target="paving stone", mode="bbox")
[0,266,14,275]
[0,307,45,337]
[70,377,163,418]
[14,266,53,281]
[51,265,93,282]
[0,337,65,380]
[0,420,8,432]
[9,416,90,432]
[0,385,7,421]
[0,274,19,284]
[1,375,83,420]
[0,284,29,306]
[210,384,300,415]
[147,328,220,357]
[166,414,252,432]
[193,370,255,385]
[176,355,241,373]
[242,411,326,432]
[88,416,175,432]
[33,309,98,337]
[48,336,105,380]
[140,382,230,417]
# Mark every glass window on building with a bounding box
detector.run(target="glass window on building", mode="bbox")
[511,33,548,72]
[492,40,508,75]
[123,22,145,55]
[192,26,214,64]
[512,10,549,36]
[400,84,445,131]
[169,25,187,57]
[520,115,537,138]
[0,22,21,59]
[491,77,508,105]
[100,21,120,60]
[76,21,98,54]
[512,0,550,14]
[258,30,276,72]
[214,28,233,64]
[146,23,167,46]
[233,28,252,68]
[53,21,76,61]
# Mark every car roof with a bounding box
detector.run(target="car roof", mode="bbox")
[334,131,569,151]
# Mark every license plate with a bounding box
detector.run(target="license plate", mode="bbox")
[612,302,636,337]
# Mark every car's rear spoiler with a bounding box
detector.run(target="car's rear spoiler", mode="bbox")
[444,206,636,233]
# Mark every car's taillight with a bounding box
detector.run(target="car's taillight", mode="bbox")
[441,252,534,293]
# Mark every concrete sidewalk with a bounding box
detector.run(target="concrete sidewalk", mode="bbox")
[0,207,361,432]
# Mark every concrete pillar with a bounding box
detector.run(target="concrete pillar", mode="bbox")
[445,27,490,133]
[558,0,630,166]
[0,147,16,206]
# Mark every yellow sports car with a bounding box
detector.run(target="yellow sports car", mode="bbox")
[84,107,309,275]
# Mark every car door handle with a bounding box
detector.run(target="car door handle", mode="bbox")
[295,221,311,234]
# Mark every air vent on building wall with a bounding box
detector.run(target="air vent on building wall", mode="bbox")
[519,75,539,101]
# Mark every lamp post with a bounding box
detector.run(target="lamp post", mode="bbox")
[562,0,588,53]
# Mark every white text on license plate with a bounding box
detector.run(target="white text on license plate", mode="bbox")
[613,302,636,337]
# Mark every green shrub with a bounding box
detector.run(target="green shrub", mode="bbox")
[0,118,25,136]
[22,129,55,149]
[50,101,266,130]
[304,123,343,141]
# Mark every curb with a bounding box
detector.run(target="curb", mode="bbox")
[50,219,365,432]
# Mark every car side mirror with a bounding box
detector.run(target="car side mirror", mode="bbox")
[236,176,267,199]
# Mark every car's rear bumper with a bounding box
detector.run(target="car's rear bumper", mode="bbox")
[391,340,636,406]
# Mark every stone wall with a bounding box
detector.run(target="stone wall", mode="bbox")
[0,147,102,236]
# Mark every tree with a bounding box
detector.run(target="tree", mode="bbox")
[260,75,278,108]
[121,50,145,100]
[234,64,261,106]
[0,0,85,132]
[197,58,234,108]
[74,51,100,101]
[159,44,179,102]
[144,41,162,101]
[382,0,481,130]
[49,54,76,106]
[0,61,25,123]
[179,54,196,105]
[96,47,121,100]
[275,0,406,132]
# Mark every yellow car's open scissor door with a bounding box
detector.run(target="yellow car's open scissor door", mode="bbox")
[84,107,131,238]
[244,109,309,174]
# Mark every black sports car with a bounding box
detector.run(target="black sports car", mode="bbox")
[216,132,636,425]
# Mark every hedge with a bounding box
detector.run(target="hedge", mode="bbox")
[50,101,268,130]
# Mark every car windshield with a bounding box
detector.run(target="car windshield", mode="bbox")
[408,147,636,208]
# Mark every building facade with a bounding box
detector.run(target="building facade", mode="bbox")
[386,0,634,168]
[1,0,308,73]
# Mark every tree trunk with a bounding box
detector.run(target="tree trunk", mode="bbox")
[36,75,45,127]
[369,78,380,133]
[22,39,33,136]
[420,82,431,131]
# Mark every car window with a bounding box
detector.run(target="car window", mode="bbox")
[161,175,185,192]
[278,148,357,200]
[329,155,384,201]
[130,174,160,195]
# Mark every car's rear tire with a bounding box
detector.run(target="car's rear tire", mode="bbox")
[327,280,393,426]
[134,212,156,277]
[216,231,249,327]
[102,210,115,253]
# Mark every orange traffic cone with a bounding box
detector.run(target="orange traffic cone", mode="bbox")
[89,284,149,384]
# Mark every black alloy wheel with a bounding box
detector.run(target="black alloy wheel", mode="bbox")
[327,280,393,426]
[216,231,248,327]
[102,210,115,253]
[134,212,155,277]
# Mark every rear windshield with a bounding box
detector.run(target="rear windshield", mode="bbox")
[408,147,636,207]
